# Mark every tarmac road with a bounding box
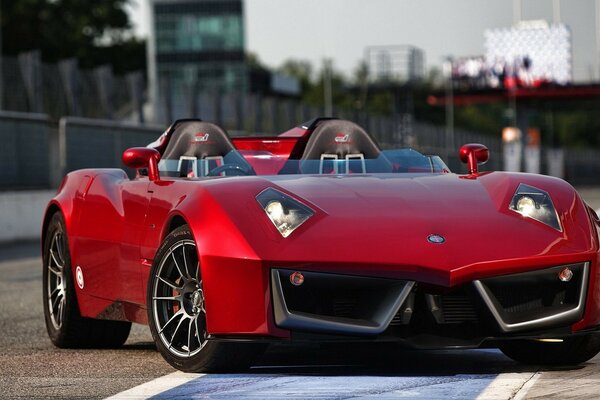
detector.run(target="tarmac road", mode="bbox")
[0,188,599,399]
[0,242,172,399]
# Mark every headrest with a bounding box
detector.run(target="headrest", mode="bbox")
[161,121,236,160]
[300,119,382,160]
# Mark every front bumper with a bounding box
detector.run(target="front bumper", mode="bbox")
[271,263,590,343]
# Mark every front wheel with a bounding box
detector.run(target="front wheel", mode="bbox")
[500,334,600,365]
[147,225,265,372]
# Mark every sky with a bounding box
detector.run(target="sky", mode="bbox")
[127,0,599,82]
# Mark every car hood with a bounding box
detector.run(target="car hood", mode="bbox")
[200,172,596,286]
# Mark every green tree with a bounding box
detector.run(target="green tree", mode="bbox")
[278,59,314,96]
[1,0,145,73]
[553,110,600,148]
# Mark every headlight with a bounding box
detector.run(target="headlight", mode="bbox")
[256,188,315,237]
[509,184,561,231]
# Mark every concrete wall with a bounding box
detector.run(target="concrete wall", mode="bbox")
[0,111,53,189]
[0,190,54,243]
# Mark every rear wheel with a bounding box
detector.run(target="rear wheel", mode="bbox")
[147,225,265,372]
[43,212,131,348]
[500,335,600,365]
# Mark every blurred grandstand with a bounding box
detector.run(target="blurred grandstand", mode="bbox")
[451,21,571,90]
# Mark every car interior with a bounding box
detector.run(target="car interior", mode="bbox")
[152,118,442,177]
[157,120,255,177]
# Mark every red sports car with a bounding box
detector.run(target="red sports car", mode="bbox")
[42,118,600,372]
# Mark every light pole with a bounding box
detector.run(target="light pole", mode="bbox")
[443,58,454,161]
[596,0,600,81]
[323,58,333,116]
[553,0,561,24]
[513,0,522,25]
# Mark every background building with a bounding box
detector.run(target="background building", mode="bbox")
[365,45,425,83]
[148,0,246,122]
[147,0,300,123]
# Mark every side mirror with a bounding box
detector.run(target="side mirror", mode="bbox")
[459,143,489,175]
[122,147,161,181]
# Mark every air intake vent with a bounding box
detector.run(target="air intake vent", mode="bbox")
[474,262,589,333]
[440,293,478,323]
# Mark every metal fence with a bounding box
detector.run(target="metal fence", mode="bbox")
[564,148,600,186]
[60,117,163,177]
[1,52,145,122]
[167,93,321,134]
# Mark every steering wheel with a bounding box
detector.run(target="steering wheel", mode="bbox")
[207,164,252,177]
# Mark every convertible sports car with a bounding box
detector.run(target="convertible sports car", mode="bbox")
[42,118,600,372]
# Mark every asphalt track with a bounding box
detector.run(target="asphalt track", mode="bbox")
[1,191,599,399]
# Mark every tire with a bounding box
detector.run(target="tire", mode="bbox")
[500,334,600,365]
[43,212,131,348]
[147,225,266,372]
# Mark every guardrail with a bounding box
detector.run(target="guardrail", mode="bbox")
[564,148,600,186]
[0,111,53,189]
[59,117,163,178]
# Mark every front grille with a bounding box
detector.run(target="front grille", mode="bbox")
[278,270,404,321]
[441,292,478,323]
[389,287,479,326]
[491,288,546,314]
[271,268,413,335]
[474,262,589,332]
[332,299,359,319]
[389,312,405,326]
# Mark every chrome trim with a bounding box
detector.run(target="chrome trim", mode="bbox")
[473,262,589,333]
[271,269,415,335]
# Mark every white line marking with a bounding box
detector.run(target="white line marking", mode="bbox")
[107,372,510,399]
[104,371,204,400]
[476,372,538,400]
[513,372,542,400]
[477,372,536,400]
[106,351,544,399]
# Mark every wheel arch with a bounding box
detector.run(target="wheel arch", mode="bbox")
[163,213,190,240]
[41,202,63,250]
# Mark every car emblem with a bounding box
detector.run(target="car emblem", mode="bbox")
[334,133,350,143]
[427,234,445,244]
[194,133,210,142]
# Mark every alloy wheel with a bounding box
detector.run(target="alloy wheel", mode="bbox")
[47,231,67,330]
[152,240,207,357]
